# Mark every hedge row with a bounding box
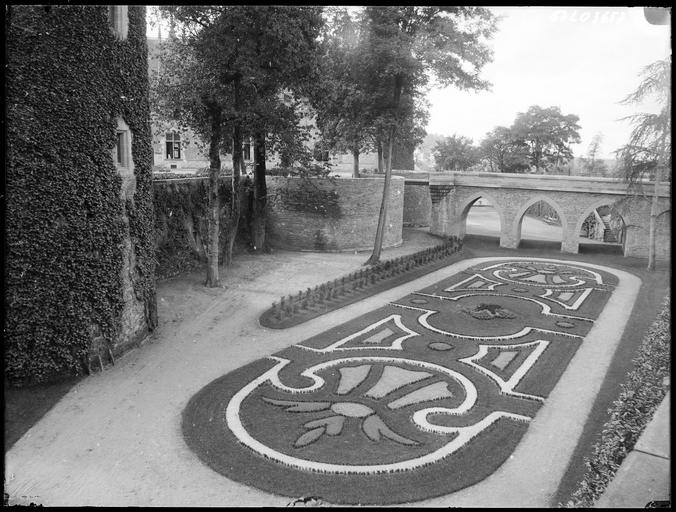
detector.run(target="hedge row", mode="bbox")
[564,294,671,507]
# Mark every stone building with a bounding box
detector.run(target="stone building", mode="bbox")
[6,5,157,383]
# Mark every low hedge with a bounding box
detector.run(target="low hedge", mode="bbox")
[564,294,671,507]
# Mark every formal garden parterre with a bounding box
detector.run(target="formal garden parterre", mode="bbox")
[183,258,620,504]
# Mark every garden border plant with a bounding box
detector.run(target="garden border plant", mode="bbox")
[564,294,670,507]
[259,236,464,329]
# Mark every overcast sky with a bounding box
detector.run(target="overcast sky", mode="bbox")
[147,6,670,160]
[427,6,671,159]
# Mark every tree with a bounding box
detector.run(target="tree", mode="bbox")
[510,105,581,173]
[229,6,324,253]
[390,92,429,170]
[478,126,529,173]
[156,6,325,269]
[580,132,609,176]
[433,134,479,171]
[616,56,671,270]
[152,7,233,287]
[313,9,373,178]
[362,6,497,265]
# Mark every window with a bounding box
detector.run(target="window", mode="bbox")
[116,131,126,166]
[242,141,251,161]
[113,118,133,176]
[108,5,128,41]
[165,132,181,160]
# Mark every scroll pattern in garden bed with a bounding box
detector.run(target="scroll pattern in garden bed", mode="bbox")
[183,258,618,505]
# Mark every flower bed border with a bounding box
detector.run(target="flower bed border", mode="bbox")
[564,294,671,507]
[259,237,464,329]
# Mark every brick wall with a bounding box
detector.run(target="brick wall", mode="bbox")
[266,176,404,251]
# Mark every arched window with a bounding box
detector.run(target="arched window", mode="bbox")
[108,5,128,41]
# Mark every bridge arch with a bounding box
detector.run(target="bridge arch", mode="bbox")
[575,199,627,249]
[456,191,506,239]
[511,195,568,250]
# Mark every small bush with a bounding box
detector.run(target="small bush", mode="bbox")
[565,295,670,507]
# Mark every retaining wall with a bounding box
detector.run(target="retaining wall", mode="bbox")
[266,176,404,252]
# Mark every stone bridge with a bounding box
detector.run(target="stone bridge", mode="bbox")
[427,172,671,260]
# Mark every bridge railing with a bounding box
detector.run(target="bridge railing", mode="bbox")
[428,171,670,198]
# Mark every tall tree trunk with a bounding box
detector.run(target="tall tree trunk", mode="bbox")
[223,78,242,267]
[225,122,243,266]
[251,129,267,252]
[205,104,222,287]
[352,145,360,178]
[647,169,661,271]
[366,76,403,266]
[365,125,395,266]
[377,140,384,173]
[647,94,670,270]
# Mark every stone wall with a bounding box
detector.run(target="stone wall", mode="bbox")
[266,176,404,252]
[403,182,431,227]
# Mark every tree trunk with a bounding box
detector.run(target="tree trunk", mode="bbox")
[205,105,222,287]
[366,76,403,266]
[647,93,670,271]
[251,129,267,252]
[225,122,243,266]
[377,141,384,173]
[352,146,360,178]
[365,125,395,266]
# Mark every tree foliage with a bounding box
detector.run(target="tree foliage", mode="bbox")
[312,9,372,177]
[579,132,609,176]
[478,126,530,173]
[510,105,581,173]
[433,134,480,171]
[476,106,581,174]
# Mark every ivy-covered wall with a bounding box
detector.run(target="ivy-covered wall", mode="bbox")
[153,178,251,280]
[6,5,157,385]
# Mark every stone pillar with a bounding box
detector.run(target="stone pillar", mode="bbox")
[430,185,455,237]
[561,218,580,254]
[500,207,520,249]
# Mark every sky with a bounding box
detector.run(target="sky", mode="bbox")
[426,7,671,159]
[146,6,670,160]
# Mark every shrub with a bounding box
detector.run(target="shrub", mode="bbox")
[565,295,670,507]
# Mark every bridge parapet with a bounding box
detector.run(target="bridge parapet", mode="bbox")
[429,171,670,198]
